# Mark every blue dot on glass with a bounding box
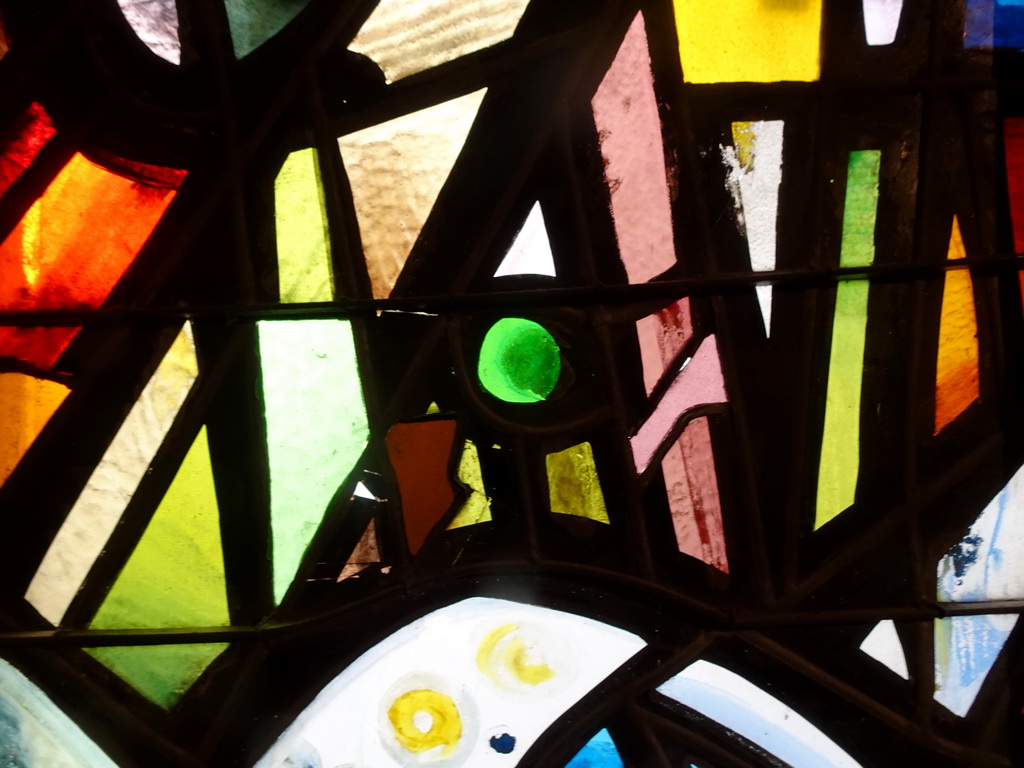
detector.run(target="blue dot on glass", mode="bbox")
[489,733,516,754]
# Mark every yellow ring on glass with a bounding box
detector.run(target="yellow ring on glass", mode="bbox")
[388,689,462,757]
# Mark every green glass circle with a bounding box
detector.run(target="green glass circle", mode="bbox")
[477,318,561,403]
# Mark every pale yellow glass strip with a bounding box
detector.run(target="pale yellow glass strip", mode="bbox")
[672,0,823,84]
[349,0,532,83]
[448,439,493,529]
[339,90,486,299]
[275,148,333,303]
[25,324,198,625]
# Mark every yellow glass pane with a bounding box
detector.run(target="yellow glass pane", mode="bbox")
[448,439,493,529]
[275,147,333,303]
[546,442,610,524]
[672,0,823,83]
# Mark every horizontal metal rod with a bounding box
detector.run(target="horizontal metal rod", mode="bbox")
[1,254,1022,326]
[0,601,1018,647]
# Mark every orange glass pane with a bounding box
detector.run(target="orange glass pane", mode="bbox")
[0,372,69,488]
[0,152,186,368]
[934,217,979,434]
[386,418,457,555]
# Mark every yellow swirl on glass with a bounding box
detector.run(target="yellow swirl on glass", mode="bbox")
[477,624,555,689]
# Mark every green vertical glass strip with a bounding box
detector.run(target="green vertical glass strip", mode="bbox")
[258,319,369,603]
[546,441,611,524]
[815,150,881,529]
[275,147,333,303]
[224,0,311,58]
[86,644,229,711]
[87,426,230,708]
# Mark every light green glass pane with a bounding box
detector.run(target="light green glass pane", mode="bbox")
[815,150,880,529]
[225,0,310,58]
[86,643,228,710]
[546,442,610,524]
[90,426,229,631]
[275,147,333,303]
[477,318,561,403]
[258,319,369,603]
[838,150,881,268]
[448,439,492,529]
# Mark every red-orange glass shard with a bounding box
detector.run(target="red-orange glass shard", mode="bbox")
[385,418,457,555]
[0,152,186,368]
[661,416,728,573]
[0,102,55,199]
[934,217,980,434]
[1004,119,1024,312]
[1005,119,1024,254]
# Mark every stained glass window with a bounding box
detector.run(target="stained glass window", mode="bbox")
[0,1,1021,765]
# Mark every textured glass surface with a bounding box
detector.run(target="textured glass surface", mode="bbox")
[25,324,198,625]
[477,318,561,403]
[815,150,881,530]
[0,658,118,767]
[591,13,676,284]
[721,120,783,335]
[339,90,485,299]
[254,598,645,768]
[630,334,726,474]
[661,416,728,572]
[0,372,69,487]
[448,439,493,529]
[117,0,180,64]
[349,0,532,83]
[863,0,903,45]
[546,442,610,524]
[635,300,693,396]
[0,152,185,368]
[657,661,862,767]
[672,0,823,83]
[935,217,979,434]
[225,0,310,58]
[274,147,333,303]
[258,319,369,604]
